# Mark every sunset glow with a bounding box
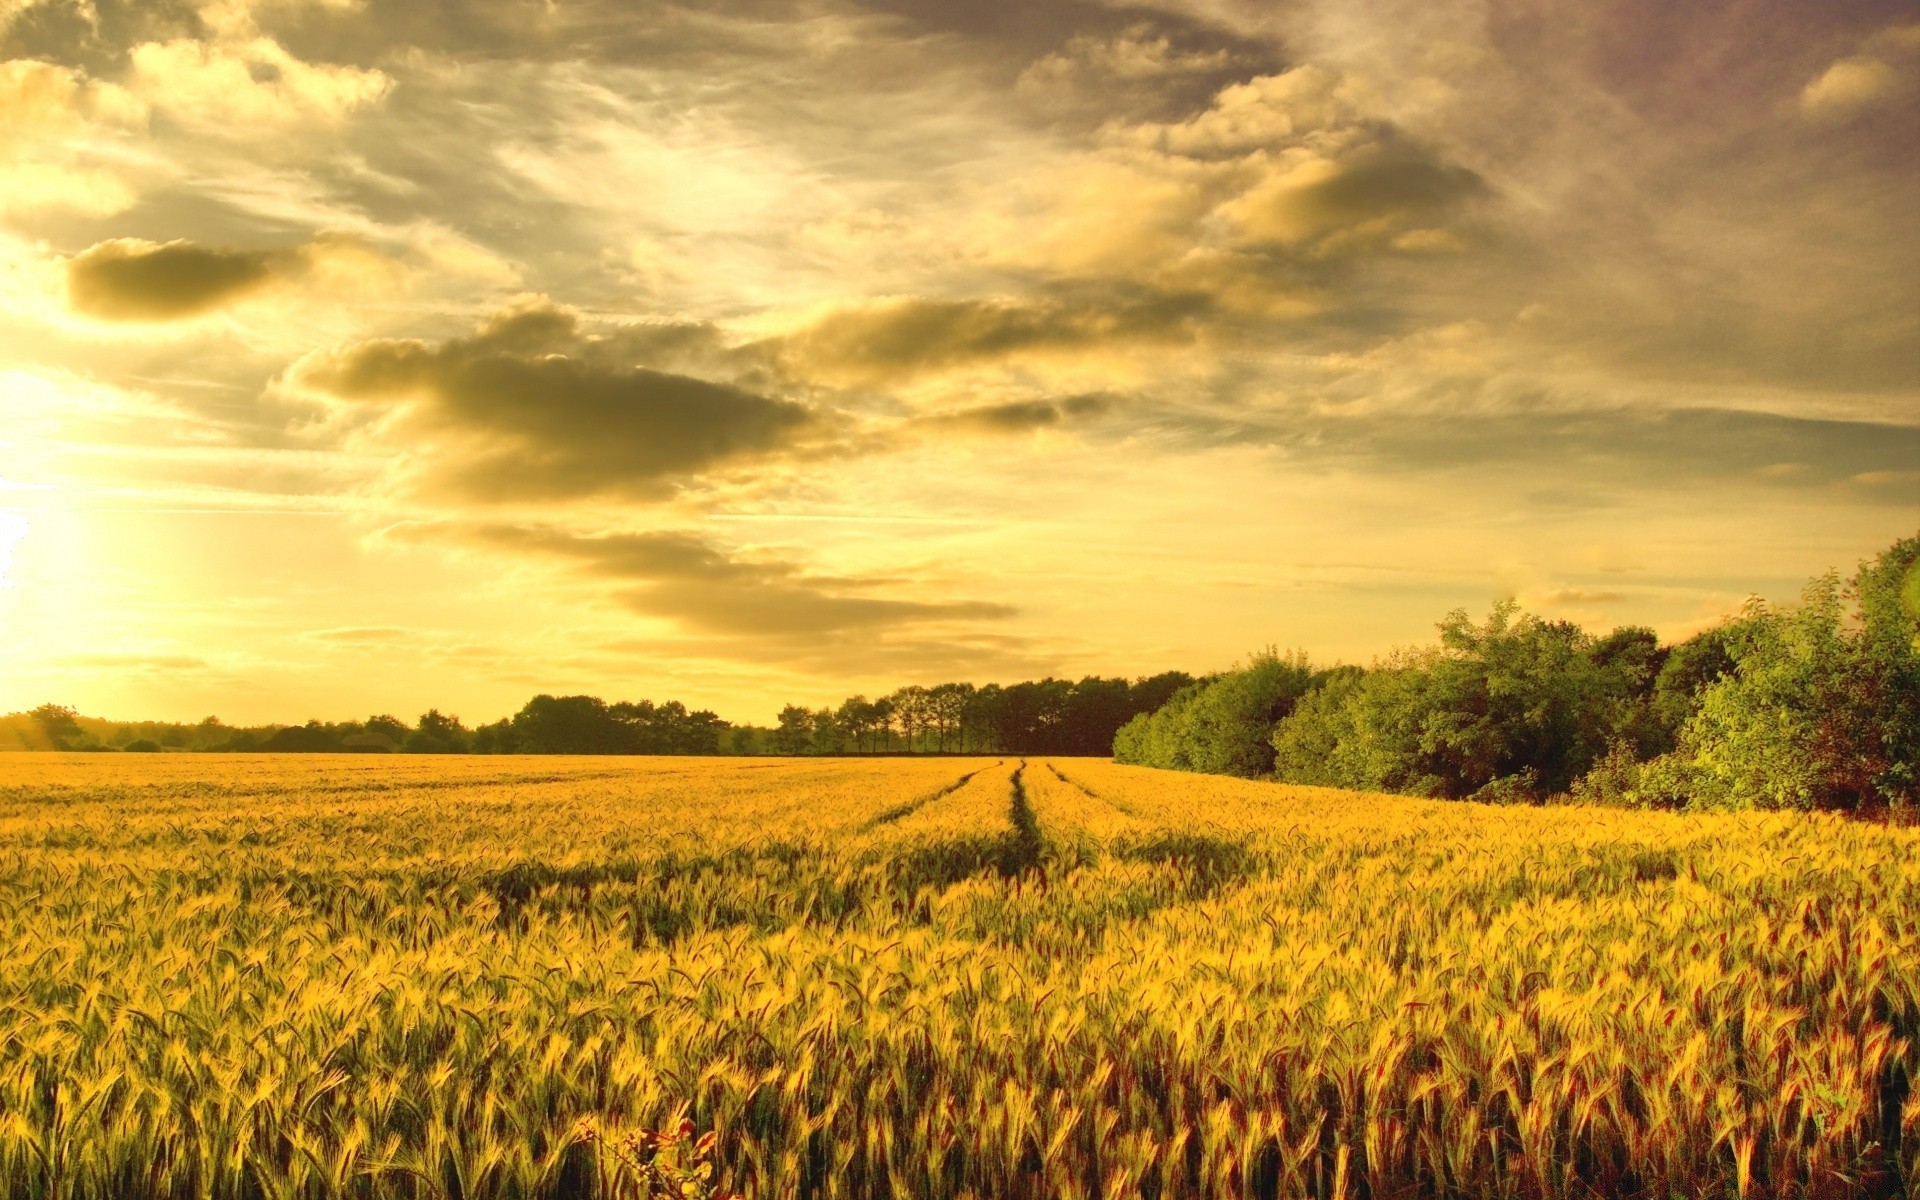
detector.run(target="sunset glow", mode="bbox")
[2,0,1916,724]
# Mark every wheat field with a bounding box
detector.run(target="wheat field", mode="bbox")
[1,751,1917,1199]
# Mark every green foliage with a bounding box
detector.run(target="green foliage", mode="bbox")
[1631,537,1920,810]
[1565,739,1644,807]
[1114,651,1313,778]
[409,709,472,753]
[1267,604,1659,798]
[1649,624,1742,746]
[770,705,812,755]
[27,704,82,750]
[510,695,728,755]
[779,673,1195,757]
[1467,768,1540,805]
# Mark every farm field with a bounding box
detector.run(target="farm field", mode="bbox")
[2,752,1918,1199]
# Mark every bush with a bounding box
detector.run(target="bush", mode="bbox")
[1566,740,1643,806]
[123,739,162,753]
[1469,769,1540,805]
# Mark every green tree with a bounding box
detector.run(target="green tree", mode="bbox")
[1641,536,1920,810]
[29,704,83,750]
[410,709,471,753]
[770,705,813,755]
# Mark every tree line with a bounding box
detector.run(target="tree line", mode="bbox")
[1117,531,1920,811]
[9,673,1196,759]
[6,696,732,756]
[766,675,1195,756]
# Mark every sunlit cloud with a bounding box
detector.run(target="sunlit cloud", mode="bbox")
[0,0,1914,722]
[1800,23,1919,120]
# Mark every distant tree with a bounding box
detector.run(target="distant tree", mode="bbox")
[472,719,516,754]
[771,706,814,755]
[123,738,162,753]
[261,722,345,752]
[869,696,897,752]
[366,714,411,743]
[512,695,621,754]
[890,686,928,752]
[809,707,848,755]
[412,706,468,744]
[928,682,971,752]
[409,709,470,753]
[213,730,260,752]
[29,704,83,750]
[836,696,877,753]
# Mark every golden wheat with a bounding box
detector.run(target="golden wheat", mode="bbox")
[0,750,1915,1199]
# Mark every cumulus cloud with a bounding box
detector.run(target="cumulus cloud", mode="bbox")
[298,297,820,501]
[459,523,1017,637]
[1115,65,1367,158]
[957,59,1490,319]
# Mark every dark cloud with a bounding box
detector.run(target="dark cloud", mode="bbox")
[1273,148,1483,240]
[1225,139,1490,258]
[777,292,1208,383]
[67,239,278,320]
[921,394,1115,433]
[459,523,1017,636]
[300,299,819,500]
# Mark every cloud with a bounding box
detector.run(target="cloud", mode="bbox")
[0,58,146,217]
[128,35,390,131]
[1800,24,1919,119]
[67,240,276,320]
[1116,65,1367,158]
[1018,23,1234,88]
[951,59,1489,318]
[1801,57,1900,118]
[64,235,401,321]
[298,297,821,501]
[919,394,1114,434]
[1221,140,1486,254]
[454,522,1017,637]
[777,292,1207,384]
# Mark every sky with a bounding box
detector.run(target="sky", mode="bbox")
[1,0,1916,726]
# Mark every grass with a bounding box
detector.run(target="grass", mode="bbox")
[0,751,1916,1198]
